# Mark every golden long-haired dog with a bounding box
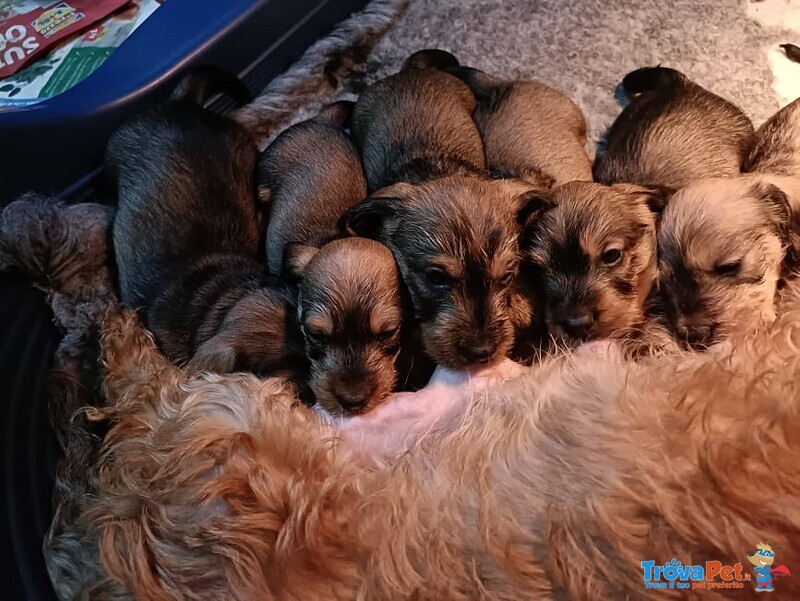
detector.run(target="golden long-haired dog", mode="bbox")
[85,302,800,599]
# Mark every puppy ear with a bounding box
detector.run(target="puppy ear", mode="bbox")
[338,187,408,239]
[283,243,318,278]
[516,189,555,229]
[611,183,674,214]
[754,181,800,270]
[402,49,460,71]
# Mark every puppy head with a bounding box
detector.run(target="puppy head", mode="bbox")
[287,238,403,415]
[657,177,790,347]
[520,182,662,343]
[339,176,526,369]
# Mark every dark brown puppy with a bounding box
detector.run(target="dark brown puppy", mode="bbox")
[286,237,430,415]
[594,66,754,188]
[257,101,368,275]
[519,181,662,345]
[110,69,307,379]
[744,96,800,177]
[340,175,534,369]
[351,49,486,191]
[449,66,592,187]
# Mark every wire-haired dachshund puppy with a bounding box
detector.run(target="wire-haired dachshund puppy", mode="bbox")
[256,101,368,275]
[351,49,486,191]
[110,68,306,379]
[594,66,754,188]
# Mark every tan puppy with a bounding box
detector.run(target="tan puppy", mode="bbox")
[595,66,754,188]
[285,237,430,415]
[657,174,800,347]
[351,49,486,191]
[450,66,592,186]
[745,96,800,177]
[84,300,800,599]
[519,181,663,344]
[257,102,368,275]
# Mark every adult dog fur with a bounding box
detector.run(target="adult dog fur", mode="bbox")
[257,101,368,275]
[594,66,754,188]
[85,295,800,599]
[110,69,306,377]
[351,49,486,191]
[449,66,592,186]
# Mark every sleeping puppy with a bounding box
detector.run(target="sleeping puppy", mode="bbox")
[285,238,432,415]
[594,66,754,188]
[657,174,800,348]
[351,49,486,191]
[110,68,307,378]
[257,101,368,275]
[744,96,800,177]
[519,181,663,345]
[449,66,592,187]
[339,175,533,369]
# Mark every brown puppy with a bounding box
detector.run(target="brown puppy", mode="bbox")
[744,96,800,177]
[86,301,800,600]
[449,66,592,186]
[340,175,533,369]
[257,101,368,275]
[657,174,800,347]
[594,66,754,188]
[519,181,662,344]
[285,237,429,415]
[351,49,486,191]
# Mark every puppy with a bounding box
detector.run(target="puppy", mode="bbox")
[657,174,800,347]
[110,68,307,378]
[519,181,663,344]
[744,96,800,177]
[351,49,486,191]
[449,66,592,186]
[340,175,533,369]
[257,101,368,275]
[285,237,430,415]
[594,66,754,188]
[86,301,800,600]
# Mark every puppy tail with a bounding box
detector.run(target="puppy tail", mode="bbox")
[170,65,252,108]
[446,66,504,102]
[316,100,356,128]
[233,0,410,148]
[621,66,687,97]
[402,48,460,71]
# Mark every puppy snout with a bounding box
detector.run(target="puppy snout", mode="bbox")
[561,310,594,340]
[676,317,713,347]
[457,342,496,364]
[332,378,376,411]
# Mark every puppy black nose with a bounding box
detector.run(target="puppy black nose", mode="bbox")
[676,324,713,347]
[458,343,495,364]
[561,311,594,339]
[332,380,374,411]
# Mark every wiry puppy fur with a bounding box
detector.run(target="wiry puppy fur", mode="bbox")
[657,174,800,347]
[110,71,306,377]
[284,237,426,415]
[351,49,486,191]
[744,96,800,177]
[84,297,800,600]
[449,66,592,186]
[340,175,533,369]
[257,101,368,275]
[519,181,662,344]
[594,66,754,188]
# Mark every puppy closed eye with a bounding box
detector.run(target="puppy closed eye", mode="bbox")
[713,260,742,277]
[600,248,623,266]
[373,326,399,342]
[425,266,454,288]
